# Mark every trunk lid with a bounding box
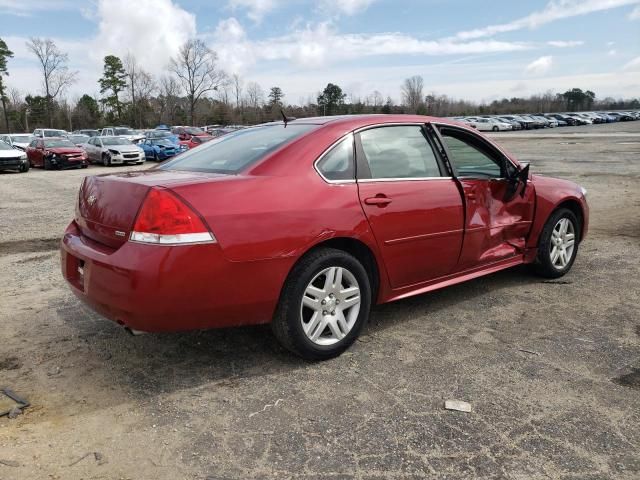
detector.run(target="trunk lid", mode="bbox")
[76,170,223,248]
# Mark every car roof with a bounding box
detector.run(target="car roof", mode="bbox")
[261,114,476,130]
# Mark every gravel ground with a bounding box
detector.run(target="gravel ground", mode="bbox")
[1,122,639,480]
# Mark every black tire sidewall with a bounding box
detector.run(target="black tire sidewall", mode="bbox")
[536,208,580,278]
[279,249,371,360]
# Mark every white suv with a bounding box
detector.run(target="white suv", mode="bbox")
[32,128,69,138]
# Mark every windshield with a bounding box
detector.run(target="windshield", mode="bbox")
[161,124,316,174]
[114,128,134,135]
[0,141,14,150]
[154,139,174,147]
[184,127,205,135]
[44,130,66,137]
[45,139,75,148]
[70,135,89,143]
[102,137,132,146]
[10,135,33,142]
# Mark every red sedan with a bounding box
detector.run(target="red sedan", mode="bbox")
[61,115,588,360]
[27,137,88,169]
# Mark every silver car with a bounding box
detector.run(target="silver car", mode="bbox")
[83,136,145,166]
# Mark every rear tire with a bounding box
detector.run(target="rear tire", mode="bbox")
[272,248,372,360]
[533,208,580,278]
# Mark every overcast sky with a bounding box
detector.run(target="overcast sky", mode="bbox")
[1,0,639,105]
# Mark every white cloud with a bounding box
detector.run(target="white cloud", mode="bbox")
[91,0,196,75]
[455,0,640,40]
[622,56,640,70]
[0,0,76,16]
[608,49,618,55]
[211,21,532,73]
[227,0,279,23]
[524,56,553,75]
[319,0,377,16]
[546,40,584,47]
[629,5,640,18]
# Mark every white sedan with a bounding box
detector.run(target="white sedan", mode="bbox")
[465,117,513,132]
[83,136,146,166]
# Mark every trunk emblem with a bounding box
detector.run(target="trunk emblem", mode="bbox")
[87,195,97,206]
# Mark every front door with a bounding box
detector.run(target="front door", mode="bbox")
[436,125,534,271]
[356,124,464,289]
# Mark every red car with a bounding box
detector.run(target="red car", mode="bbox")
[27,137,88,169]
[171,126,213,150]
[61,115,588,360]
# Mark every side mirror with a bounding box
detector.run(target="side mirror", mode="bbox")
[505,163,530,201]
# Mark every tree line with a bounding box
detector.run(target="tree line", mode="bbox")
[0,36,638,133]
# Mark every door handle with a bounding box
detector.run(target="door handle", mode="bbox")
[364,195,392,206]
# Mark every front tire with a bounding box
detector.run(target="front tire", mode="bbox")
[492,126,499,132]
[534,208,579,278]
[20,162,30,173]
[102,153,111,167]
[272,248,372,360]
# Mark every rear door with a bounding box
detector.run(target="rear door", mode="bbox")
[355,124,464,289]
[435,125,534,271]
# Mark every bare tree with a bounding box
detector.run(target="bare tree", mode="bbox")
[168,39,226,125]
[125,53,156,127]
[231,74,243,109]
[245,81,264,122]
[401,75,424,113]
[158,75,180,124]
[26,37,77,127]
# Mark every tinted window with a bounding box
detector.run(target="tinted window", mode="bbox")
[0,141,12,150]
[44,139,75,148]
[359,126,441,179]
[44,130,65,137]
[316,135,354,181]
[440,129,502,178]
[161,124,316,174]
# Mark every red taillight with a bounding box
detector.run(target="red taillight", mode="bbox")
[130,188,215,245]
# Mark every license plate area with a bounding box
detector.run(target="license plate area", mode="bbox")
[65,253,85,292]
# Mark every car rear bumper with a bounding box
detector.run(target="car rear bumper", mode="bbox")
[60,221,291,332]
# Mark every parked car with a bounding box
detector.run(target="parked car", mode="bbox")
[0,133,34,150]
[565,113,590,125]
[73,129,100,137]
[140,138,185,161]
[145,130,181,145]
[495,117,523,130]
[100,126,145,142]
[171,126,213,149]
[544,115,567,126]
[83,136,145,166]
[501,115,535,129]
[608,112,635,121]
[61,115,589,360]
[547,113,578,126]
[26,137,88,169]
[32,128,68,138]
[69,134,91,147]
[0,140,29,172]
[465,117,512,131]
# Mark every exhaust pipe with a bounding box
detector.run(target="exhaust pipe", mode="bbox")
[124,327,147,336]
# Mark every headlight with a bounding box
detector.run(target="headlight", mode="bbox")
[20,153,27,160]
[580,186,587,197]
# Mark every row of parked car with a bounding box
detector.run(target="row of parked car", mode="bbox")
[0,124,246,173]
[453,110,640,131]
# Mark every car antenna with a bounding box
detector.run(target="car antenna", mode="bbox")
[280,109,296,128]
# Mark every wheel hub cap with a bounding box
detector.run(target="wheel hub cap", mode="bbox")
[549,217,575,270]
[300,266,361,346]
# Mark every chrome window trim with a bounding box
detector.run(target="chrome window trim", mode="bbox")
[358,176,453,183]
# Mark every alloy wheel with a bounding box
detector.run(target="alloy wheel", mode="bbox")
[550,217,575,270]
[300,266,361,346]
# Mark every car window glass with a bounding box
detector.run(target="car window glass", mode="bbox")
[440,129,502,178]
[317,135,354,181]
[359,126,441,179]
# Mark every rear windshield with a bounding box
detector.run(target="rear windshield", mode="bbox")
[45,139,75,148]
[102,137,132,145]
[44,130,66,137]
[161,124,316,174]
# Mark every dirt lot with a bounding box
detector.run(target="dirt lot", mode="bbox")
[1,122,639,480]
